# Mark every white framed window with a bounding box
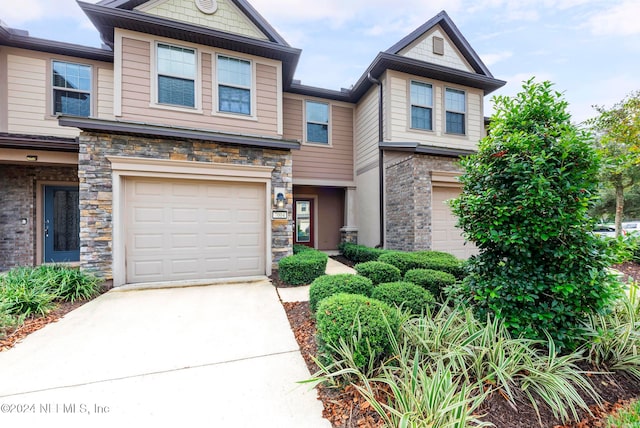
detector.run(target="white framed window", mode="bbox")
[52,61,92,117]
[410,81,433,130]
[305,101,329,144]
[445,88,466,135]
[217,55,252,115]
[156,43,196,108]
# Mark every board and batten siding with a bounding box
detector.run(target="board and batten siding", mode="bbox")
[387,70,483,151]
[398,26,473,73]
[5,48,114,138]
[119,35,280,137]
[354,86,380,172]
[285,96,354,182]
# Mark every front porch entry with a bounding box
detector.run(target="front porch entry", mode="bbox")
[43,185,80,263]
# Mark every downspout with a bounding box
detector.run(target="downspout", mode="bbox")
[367,72,384,248]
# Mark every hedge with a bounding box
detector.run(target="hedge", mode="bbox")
[338,242,387,263]
[378,251,465,278]
[309,274,373,312]
[316,293,399,368]
[371,281,434,314]
[354,261,401,285]
[404,268,456,300]
[278,249,328,286]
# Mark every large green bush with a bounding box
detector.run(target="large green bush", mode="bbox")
[309,274,373,312]
[404,269,456,300]
[371,281,434,315]
[278,249,328,286]
[339,243,386,263]
[354,261,401,285]
[450,80,622,348]
[316,293,399,368]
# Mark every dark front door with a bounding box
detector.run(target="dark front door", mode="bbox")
[44,186,80,263]
[294,199,314,248]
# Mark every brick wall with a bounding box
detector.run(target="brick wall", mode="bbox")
[0,165,78,271]
[384,154,461,251]
[79,132,293,279]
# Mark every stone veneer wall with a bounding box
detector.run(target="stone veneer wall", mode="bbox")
[0,165,78,271]
[384,154,461,251]
[78,132,293,279]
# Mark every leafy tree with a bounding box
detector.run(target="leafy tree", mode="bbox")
[587,92,640,234]
[591,181,640,222]
[450,79,621,349]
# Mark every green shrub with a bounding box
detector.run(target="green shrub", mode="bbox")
[32,265,100,302]
[449,80,622,349]
[278,250,328,286]
[0,299,26,339]
[371,281,434,314]
[354,261,401,285]
[404,269,456,300]
[378,251,465,278]
[339,243,386,263]
[309,274,373,312]
[0,267,56,316]
[293,244,314,254]
[316,293,399,368]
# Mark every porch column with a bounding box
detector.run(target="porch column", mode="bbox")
[340,186,358,244]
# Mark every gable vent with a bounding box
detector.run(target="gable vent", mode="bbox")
[195,0,218,14]
[433,36,444,56]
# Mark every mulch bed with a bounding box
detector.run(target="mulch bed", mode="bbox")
[281,261,640,428]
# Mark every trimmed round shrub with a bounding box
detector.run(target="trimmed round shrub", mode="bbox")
[339,243,387,263]
[371,281,434,315]
[354,261,401,285]
[278,250,328,286]
[309,274,373,312]
[293,244,315,254]
[316,293,399,368]
[404,268,456,300]
[378,251,466,278]
[377,252,416,275]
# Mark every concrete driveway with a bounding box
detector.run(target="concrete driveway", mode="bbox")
[0,280,330,427]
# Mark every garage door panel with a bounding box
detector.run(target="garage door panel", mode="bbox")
[125,178,266,283]
[432,186,477,259]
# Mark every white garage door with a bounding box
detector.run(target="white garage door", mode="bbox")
[125,178,265,283]
[431,186,477,259]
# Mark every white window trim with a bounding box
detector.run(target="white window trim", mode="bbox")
[51,60,93,117]
[444,87,467,136]
[150,41,203,114]
[409,80,434,132]
[213,54,257,120]
[303,100,331,146]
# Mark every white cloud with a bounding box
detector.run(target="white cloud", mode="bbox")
[480,51,513,66]
[587,0,640,36]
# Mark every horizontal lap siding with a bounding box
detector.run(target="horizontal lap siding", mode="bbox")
[286,97,354,182]
[388,71,481,151]
[355,87,379,171]
[120,37,279,137]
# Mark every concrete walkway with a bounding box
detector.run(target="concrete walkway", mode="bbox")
[278,257,356,303]
[0,281,330,428]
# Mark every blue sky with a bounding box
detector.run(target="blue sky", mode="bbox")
[1,0,638,123]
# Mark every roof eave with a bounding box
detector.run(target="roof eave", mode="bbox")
[58,117,301,150]
[379,141,475,158]
[0,133,79,152]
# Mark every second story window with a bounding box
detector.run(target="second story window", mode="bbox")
[306,101,329,144]
[157,43,196,108]
[217,55,251,115]
[52,61,91,117]
[445,88,466,135]
[410,81,433,130]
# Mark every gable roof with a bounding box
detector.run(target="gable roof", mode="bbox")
[78,1,301,85]
[386,10,493,78]
[95,0,289,46]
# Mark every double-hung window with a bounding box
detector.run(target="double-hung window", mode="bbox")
[157,43,196,108]
[305,101,329,144]
[445,88,466,135]
[410,81,433,130]
[217,55,252,115]
[52,61,91,117]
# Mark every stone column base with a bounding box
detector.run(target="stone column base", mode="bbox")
[340,227,358,244]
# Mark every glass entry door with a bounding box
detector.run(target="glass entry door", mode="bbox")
[44,186,80,263]
[294,199,314,248]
